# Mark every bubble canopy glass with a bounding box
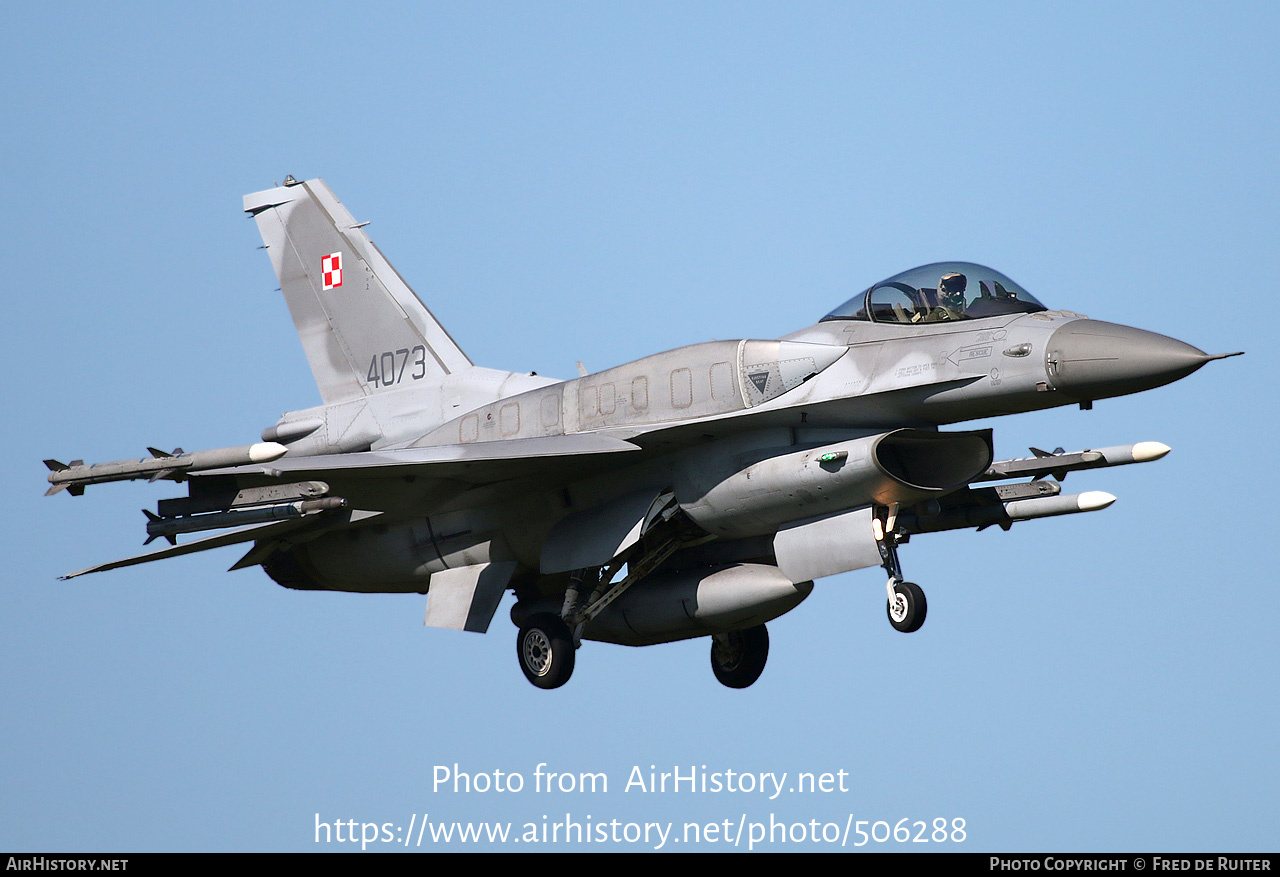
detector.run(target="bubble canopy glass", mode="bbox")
[821,262,1048,325]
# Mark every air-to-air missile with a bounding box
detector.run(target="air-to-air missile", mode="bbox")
[975,441,1172,482]
[44,443,289,495]
[895,441,1171,536]
[143,497,349,545]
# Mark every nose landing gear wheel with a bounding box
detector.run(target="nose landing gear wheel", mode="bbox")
[887,581,927,633]
[710,624,769,689]
[517,613,575,689]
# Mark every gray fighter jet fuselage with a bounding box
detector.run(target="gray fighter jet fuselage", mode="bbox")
[47,178,1239,690]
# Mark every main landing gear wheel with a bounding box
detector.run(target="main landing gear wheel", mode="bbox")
[517,613,575,689]
[710,624,769,689]
[887,581,927,633]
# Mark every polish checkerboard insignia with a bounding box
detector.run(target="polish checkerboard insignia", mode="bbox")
[321,253,343,290]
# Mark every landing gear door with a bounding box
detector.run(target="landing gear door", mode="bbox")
[424,561,518,633]
[774,506,880,582]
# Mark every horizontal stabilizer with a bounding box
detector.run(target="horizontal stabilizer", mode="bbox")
[60,509,381,579]
[61,519,314,579]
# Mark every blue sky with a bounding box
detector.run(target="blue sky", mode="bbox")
[2,2,1276,852]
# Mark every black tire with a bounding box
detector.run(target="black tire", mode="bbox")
[887,581,927,633]
[517,613,575,689]
[710,624,769,689]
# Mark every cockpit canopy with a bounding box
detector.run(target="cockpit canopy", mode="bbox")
[822,262,1048,325]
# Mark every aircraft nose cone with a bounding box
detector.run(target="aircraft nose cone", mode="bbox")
[1046,320,1213,401]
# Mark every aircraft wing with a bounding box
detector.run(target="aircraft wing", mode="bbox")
[201,433,642,483]
[57,433,641,578]
[190,432,645,514]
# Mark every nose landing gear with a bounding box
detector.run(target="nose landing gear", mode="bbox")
[876,503,928,633]
[887,580,927,633]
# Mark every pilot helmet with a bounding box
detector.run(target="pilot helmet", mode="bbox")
[939,272,967,308]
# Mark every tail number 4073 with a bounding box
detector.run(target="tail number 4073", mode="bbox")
[367,346,428,388]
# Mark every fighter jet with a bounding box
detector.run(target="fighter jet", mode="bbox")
[46,177,1241,690]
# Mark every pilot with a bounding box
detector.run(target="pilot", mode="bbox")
[928,272,967,320]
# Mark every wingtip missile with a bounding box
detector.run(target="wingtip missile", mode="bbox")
[43,442,290,495]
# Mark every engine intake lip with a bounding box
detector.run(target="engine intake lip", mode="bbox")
[873,428,994,492]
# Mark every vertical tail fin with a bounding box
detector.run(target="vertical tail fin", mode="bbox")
[244,178,471,404]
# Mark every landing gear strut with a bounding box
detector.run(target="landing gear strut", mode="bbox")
[875,503,928,633]
[517,511,686,689]
[710,625,769,689]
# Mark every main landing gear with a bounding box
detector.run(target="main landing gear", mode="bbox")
[876,503,927,634]
[516,533,683,690]
[516,613,575,689]
[710,625,769,689]
[517,553,776,690]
